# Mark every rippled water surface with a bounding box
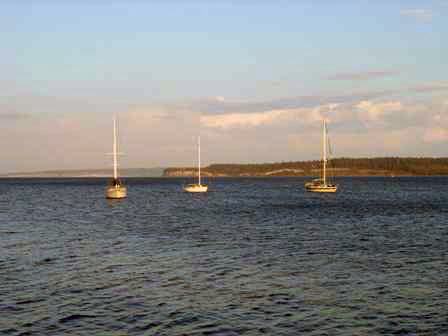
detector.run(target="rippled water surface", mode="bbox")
[1,177,447,335]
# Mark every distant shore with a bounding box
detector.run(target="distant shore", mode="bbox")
[0,168,164,178]
[2,157,448,178]
[163,157,448,177]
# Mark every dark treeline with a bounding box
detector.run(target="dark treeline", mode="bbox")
[164,157,448,176]
[330,157,448,175]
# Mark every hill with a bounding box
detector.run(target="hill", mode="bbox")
[163,157,448,177]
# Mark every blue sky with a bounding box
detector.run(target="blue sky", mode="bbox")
[1,1,447,172]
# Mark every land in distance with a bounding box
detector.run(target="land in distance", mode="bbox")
[3,157,448,178]
[163,157,448,177]
[1,168,164,178]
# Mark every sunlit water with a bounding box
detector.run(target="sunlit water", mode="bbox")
[1,177,447,336]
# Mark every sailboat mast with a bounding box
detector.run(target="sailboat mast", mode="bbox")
[323,119,326,185]
[198,136,201,185]
[113,117,118,180]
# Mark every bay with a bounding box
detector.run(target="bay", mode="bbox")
[1,177,447,335]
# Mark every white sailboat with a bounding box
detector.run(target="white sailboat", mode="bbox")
[106,117,127,199]
[305,119,338,192]
[183,136,208,193]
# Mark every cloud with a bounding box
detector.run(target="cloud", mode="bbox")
[423,128,448,143]
[200,94,447,136]
[0,96,205,172]
[328,70,399,81]
[192,91,396,117]
[400,9,433,21]
[334,127,427,157]
[198,95,448,161]
[0,112,29,120]
[200,97,425,132]
[2,88,448,173]
[200,104,336,129]
[192,84,448,118]
[201,109,289,129]
[355,100,403,123]
[410,84,448,93]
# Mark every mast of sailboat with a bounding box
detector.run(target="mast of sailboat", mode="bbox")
[113,116,118,181]
[198,135,201,185]
[323,119,327,185]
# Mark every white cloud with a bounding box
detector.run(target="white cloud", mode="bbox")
[356,100,403,123]
[2,91,448,173]
[201,109,288,129]
[400,9,433,21]
[334,127,424,157]
[423,128,448,143]
[328,70,399,81]
[200,104,340,129]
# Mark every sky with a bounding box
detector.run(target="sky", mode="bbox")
[1,0,447,173]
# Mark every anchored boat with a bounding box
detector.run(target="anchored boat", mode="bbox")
[106,117,127,199]
[305,119,338,193]
[184,136,208,193]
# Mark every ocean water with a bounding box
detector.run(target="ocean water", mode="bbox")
[1,176,447,336]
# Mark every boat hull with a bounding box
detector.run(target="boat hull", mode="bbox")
[106,186,128,199]
[183,184,208,193]
[305,184,338,193]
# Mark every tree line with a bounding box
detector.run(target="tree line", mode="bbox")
[164,157,448,176]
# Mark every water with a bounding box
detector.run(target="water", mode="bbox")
[1,177,447,335]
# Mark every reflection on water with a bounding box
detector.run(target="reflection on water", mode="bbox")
[1,177,447,335]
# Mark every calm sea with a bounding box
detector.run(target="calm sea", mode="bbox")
[1,177,447,336]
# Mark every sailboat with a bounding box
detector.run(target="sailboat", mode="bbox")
[105,117,127,199]
[183,136,208,193]
[305,119,338,192]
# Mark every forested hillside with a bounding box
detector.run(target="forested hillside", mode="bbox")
[163,157,448,176]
